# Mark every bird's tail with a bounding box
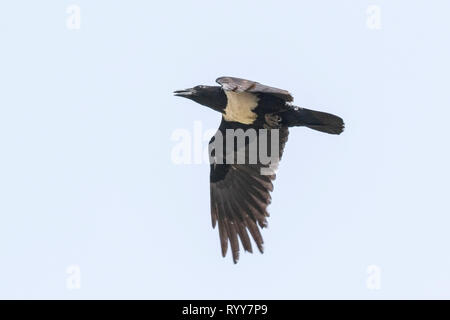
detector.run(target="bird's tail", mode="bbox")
[282,106,345,135]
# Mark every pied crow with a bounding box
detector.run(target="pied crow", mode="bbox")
[174,77,344,263]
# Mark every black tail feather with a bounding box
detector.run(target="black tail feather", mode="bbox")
[282,106,345,135]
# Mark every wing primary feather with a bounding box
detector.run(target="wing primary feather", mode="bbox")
[217,218,228,257]
[215,190,229,257]
[223,198,240,263]
[225,186,254,254]
[210,186,218,228]
[245,216,265,254]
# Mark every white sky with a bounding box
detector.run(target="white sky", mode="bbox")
[0,1,449,299]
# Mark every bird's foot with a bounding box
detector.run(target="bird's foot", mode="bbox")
[264,113,282,129]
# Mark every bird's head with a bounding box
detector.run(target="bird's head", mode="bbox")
[174,85,227,113]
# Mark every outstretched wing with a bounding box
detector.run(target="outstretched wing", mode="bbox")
[216,76,293,102]
[209,125,289,263]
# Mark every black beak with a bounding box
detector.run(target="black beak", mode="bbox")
[174,88,196,98]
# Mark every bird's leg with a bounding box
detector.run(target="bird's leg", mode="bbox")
[264,113,282,129]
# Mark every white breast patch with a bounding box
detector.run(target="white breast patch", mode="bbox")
[223,91,259,124]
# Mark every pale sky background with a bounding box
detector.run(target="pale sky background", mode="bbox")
[1,1,449,299]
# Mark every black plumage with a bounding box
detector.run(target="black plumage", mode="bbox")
[174,77,344,263]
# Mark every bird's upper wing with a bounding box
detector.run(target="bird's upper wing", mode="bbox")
[209,125,290,263]
[216,76,294,102]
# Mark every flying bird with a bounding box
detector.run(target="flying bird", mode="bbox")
[174,77,344,263]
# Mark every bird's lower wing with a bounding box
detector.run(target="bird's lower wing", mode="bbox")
[209,127,289,263]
